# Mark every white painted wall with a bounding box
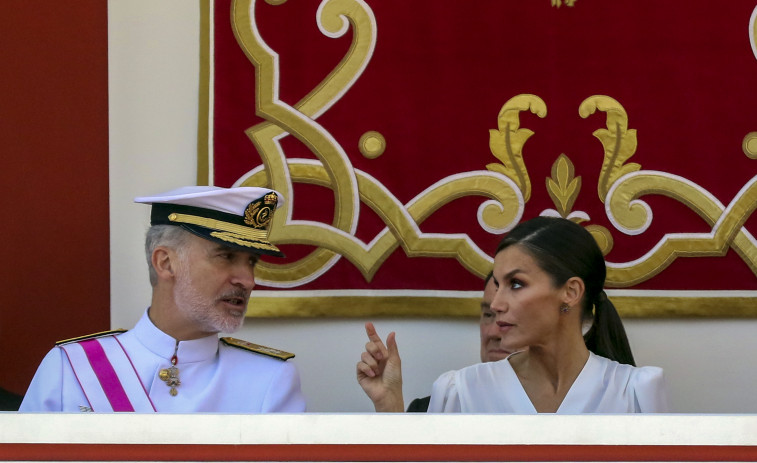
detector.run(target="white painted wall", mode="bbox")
[108,0,757,413]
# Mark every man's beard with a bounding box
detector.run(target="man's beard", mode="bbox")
[173,269,247,335]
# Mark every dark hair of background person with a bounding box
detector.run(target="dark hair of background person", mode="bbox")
[0,386,23,411]
[496,216,636,366]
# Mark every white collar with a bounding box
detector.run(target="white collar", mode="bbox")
[132,310,219,363]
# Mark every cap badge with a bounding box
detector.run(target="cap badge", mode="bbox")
[244,192,277,229]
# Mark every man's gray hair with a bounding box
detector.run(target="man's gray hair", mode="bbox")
[145,225,191,286]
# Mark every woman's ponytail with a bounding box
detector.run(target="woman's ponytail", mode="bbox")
[583,291,636,366]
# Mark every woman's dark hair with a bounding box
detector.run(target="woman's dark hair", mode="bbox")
[496,216,636,366]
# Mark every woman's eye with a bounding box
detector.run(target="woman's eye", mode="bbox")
[510,280,524,289]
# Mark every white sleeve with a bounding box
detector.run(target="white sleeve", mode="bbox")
[427,370,461,413]
[632,366,670,413]
[260,361,306,412]
[18,347,65,412]
[19,346,91,412]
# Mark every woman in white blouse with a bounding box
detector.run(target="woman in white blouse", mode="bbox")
[357,216,668,413]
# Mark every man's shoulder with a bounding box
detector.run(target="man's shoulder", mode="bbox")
[54,329,129,346]
[219,337,295,361]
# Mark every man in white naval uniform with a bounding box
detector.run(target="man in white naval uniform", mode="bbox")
[20,186,306,412]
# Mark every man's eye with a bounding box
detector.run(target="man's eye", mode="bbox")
[482,311,494,318]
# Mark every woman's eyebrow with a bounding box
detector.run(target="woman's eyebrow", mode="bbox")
[501,268,523,281]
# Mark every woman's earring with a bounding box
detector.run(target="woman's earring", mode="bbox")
[560,304,570,313]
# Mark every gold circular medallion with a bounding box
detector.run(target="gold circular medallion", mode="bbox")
[359,131,386,159]
[742,132,757,159]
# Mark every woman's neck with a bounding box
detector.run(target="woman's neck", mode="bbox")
[510,333,590,412]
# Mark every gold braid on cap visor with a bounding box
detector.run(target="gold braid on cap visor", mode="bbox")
[209,232,281,251]
[168,213,269,241]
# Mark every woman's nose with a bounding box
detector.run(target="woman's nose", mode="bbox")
[490,290,507,312]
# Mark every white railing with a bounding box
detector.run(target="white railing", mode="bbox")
[1,413,757,461]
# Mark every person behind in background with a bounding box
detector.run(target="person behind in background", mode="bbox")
[20,186,306,412]
[0,387,22,411]
[359,272,517,412]
[359,216,668,413]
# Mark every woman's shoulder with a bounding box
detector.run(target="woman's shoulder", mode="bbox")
[432,358,515,390]
[589,352,662,375]
[591,353,664,380]
[458,357,516,379]
[429,359,520,413]
[627,362,665,393]
[432,362,485,389]
[431,358,519,400]
[590,353,669,412]
[432,368,458,388]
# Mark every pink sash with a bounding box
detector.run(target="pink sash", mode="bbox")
[60,336,156,412]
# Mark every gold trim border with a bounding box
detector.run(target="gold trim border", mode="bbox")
[197,0,211,186]
[245,296,757,318]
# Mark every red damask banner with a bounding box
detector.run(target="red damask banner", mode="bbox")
[202,0,757,317]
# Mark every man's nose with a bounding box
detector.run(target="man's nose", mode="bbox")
[231,263,256,290]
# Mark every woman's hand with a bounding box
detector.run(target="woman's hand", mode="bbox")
[356,322,404,412]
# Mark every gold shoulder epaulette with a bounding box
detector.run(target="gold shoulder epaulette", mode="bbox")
[220,337,295,361]
[55,329,128,346]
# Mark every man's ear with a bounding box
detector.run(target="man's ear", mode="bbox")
[563,276,585,308]
[152,247,177,281]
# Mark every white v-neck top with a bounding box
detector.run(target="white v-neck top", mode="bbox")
[427,352,668,413]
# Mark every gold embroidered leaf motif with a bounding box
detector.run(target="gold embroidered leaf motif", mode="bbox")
[487,94,547,202]
[579,95,641,202]
[546,154,582,218]
[594,126,640,194]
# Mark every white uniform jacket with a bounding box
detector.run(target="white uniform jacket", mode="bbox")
[19,311,306,413]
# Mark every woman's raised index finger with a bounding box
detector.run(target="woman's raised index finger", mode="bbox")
[364,321,382,342]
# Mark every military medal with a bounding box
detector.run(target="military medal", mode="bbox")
[159,344,181,396]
